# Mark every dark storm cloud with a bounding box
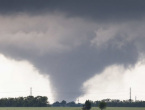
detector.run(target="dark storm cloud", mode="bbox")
[0,36,139,101]
[0,0,145,22]
[0,0,145,102]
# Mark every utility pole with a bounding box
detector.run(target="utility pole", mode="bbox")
[135,96,136,102]
[130,87,131,102]
[78,98,81,107]
[30,87,32,96]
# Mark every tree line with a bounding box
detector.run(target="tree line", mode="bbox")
[95,99,145,107]
[0,96,49,107]
[0,96,145,107]
[52,100,82,107]
[52,99,145,107]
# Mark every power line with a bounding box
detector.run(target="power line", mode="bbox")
[0,89,145,96]
[0,91,29,93]
[33,90,129,94]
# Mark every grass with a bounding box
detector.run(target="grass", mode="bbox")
[0,107,144,110]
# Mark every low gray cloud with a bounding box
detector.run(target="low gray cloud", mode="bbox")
[0,1,145,101]
[0,0,145,22]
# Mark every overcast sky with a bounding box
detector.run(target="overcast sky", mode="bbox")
[0,0,145,103]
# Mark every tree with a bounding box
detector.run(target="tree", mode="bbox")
[99,101,107,110]
[67,101,75,107]
[82,100,91,110]
[61,100,67,107]
[52,101,60,107]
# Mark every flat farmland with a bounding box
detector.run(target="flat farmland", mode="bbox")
[0,107,144,110]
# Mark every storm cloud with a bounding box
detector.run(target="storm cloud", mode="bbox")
[0,0,145,101]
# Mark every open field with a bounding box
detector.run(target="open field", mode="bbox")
[0,107,144,110]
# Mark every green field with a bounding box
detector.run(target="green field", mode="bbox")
[0,107,144,110]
